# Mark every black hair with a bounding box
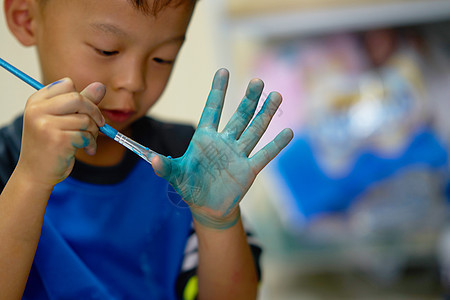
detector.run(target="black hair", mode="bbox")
[131,0,196,16]
[38,0,196,16]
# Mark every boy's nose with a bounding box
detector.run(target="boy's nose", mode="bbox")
[112,59,146,93]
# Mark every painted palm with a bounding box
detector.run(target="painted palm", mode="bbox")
[154,69,293,228]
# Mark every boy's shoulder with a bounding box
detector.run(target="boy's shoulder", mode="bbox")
[0,115,23,189]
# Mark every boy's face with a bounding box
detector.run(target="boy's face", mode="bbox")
[32,0,194,132]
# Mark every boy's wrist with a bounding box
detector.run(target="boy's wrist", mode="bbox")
[13,162,56,194]
[191,206,241,230]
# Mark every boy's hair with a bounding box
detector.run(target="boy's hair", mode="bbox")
[38,0,195,16]
[128,0,196,15]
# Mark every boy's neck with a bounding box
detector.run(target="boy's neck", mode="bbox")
[75,135,127,167]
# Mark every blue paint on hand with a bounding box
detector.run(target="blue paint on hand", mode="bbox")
[48,79,64,88]
[154,69,294,229]
[82,134,90,148]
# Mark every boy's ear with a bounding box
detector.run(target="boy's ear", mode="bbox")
[4,0,38,46]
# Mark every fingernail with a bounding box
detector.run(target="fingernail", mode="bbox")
[86,147,96,156]
[96,84,106,95]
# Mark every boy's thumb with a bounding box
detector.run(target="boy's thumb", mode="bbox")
[80,82,106,105]
[152,155,172,179]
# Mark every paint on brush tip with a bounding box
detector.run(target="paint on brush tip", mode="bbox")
[99,124,118,139]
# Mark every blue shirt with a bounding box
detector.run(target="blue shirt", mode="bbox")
[23,159,193,299]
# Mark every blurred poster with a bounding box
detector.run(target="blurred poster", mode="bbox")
[254,24,450,228]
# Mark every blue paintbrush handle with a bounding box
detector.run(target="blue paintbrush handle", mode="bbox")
[0,57,44,90]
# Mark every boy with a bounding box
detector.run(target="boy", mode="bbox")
[0,0,293,299]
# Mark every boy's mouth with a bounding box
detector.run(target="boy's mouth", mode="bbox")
[102,109,135,124]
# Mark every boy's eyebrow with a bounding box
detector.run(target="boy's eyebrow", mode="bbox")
[90,23,127,37]
[90,23,186,44]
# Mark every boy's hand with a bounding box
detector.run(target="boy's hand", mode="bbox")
[16,78,105,187]
[153,69,293,229]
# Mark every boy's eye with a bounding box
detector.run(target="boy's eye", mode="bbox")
[153,57,173,65]
[95,48,119,56]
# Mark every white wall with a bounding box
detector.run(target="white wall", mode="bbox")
[0,10,40,126]
[0,1,222,127]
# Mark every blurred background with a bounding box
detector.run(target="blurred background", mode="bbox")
[1,0,450,299]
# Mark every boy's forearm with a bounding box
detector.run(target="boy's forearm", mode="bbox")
[194,210,258,300]
[0,166,53,299]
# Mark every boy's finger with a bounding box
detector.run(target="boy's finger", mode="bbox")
[197,69,229,130]
[238,92,282,155]
[70,130,97,153]
[42,92,105,127]
[250,128,294,174]
[48,114,99,136]
[59,114,99,141]
[80,82,106,105]
[222,79,263,140]
[152,154,173,179]
[41,78,75,99]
